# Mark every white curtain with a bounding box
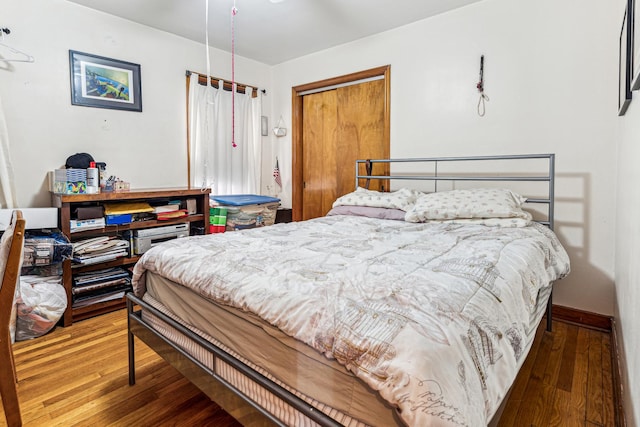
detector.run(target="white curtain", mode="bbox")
[0,95,17,208]
[188,74,261,195]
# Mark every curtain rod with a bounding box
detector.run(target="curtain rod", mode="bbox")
[185,70,266,96]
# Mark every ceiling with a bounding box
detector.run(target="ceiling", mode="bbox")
[66,0,482,65]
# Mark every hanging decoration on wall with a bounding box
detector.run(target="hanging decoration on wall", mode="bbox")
[230,0,238,148]
[476,55,490,117]
[273,115,287,137]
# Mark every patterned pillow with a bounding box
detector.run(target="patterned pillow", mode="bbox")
[405,188,529,222]
[332,187,420,211]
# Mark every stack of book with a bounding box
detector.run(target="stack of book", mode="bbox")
[72,267,131,308]
[72,236,129,265]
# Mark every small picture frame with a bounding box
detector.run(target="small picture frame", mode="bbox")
[619,0,633,116]
[69,50,142,112]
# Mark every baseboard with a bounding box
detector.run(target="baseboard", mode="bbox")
[610,318,627,427]
[551,304,612,331]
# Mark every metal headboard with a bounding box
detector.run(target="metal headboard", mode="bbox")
[356,153,556,230]
[356,153,557,331]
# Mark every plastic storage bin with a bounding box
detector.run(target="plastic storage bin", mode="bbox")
[210,195,280,231]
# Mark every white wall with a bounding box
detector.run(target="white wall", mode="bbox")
[0,0,272,208]
[270,0,619,316]
[615,0,640,421]
[2,1,622,316]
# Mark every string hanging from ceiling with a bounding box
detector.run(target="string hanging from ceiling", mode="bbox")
[201,0,212,190]
[231,0,238,148]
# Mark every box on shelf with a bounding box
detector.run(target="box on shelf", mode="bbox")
[52,169,87,194]
[105,214,132,225]
[70,217,106,233]
[74,206,103,220]
[210,194,280,231]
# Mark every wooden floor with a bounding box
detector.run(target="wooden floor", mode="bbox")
[1,310,616,427]
[497,320,616,427]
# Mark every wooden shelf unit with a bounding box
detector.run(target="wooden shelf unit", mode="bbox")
[52,187,211,326]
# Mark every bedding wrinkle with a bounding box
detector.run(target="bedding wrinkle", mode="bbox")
[132,215,570,427]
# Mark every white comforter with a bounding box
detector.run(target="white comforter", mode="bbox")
[132,216,570,426]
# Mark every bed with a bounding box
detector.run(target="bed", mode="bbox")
[127,154,570,426]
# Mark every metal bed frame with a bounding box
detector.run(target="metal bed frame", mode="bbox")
[356,153,556,332]
[127,153,557,427]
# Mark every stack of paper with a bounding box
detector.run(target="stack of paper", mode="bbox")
[103,202,154,215]
[72,236,129,265]
[72,267,132,308]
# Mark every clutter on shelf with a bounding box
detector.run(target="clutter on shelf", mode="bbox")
[51,152,130,195]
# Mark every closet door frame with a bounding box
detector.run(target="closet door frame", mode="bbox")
[291,65,391,221]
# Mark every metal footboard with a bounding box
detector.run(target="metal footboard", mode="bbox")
[127,295,344,427]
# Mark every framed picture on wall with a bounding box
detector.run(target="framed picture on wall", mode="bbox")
[632,0,640,90]
[619,0,633,116]
[69,50,142,112]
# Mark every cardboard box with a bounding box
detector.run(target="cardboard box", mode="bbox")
[52,169,88,194]
[53,181,87,194]
[75,206,104,220]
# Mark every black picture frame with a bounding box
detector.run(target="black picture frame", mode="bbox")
[619,0,633,116]
[631,0,640,90]
[69,50,142,112]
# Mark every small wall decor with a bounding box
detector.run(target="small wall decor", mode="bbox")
[273,115,287,137]
[69,50,142,112]
[619,0,632,116]
[476,54,489,117]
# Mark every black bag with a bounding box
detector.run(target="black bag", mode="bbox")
[65,153,94,169]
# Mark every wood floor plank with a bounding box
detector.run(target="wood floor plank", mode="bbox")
[571,327,591,424]
[586,330,604,425]
[544,321,568,385]
[533,320,568,426]
[0,312,618,427]
[557,323,579,392]
[549,388,584,427]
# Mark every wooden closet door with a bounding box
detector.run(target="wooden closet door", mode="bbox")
[302,90,338,220]
[301,79,387,220]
